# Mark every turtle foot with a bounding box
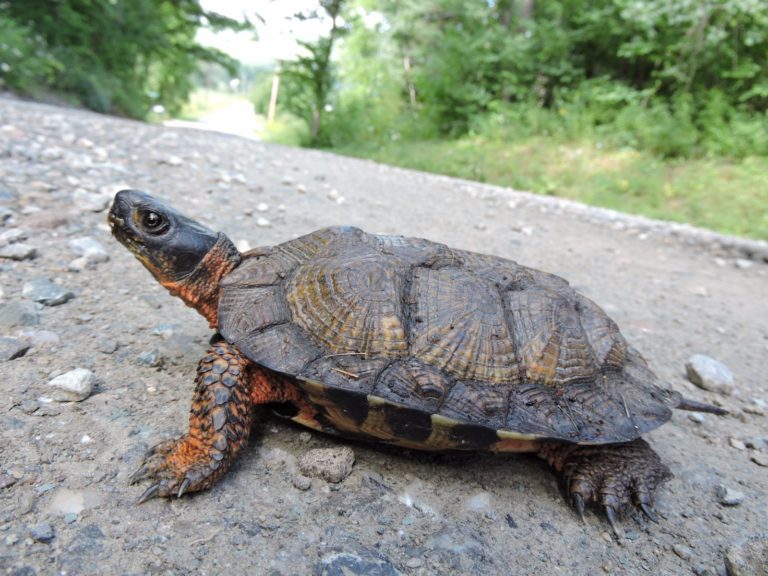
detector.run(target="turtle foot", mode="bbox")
[541,438,672,537]
[130,436,224,502]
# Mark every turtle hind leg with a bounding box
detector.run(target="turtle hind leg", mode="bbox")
[130,339,255,501]
[539,438,672,537]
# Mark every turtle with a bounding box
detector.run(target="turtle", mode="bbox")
[108,189,725,534]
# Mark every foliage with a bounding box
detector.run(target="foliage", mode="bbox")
[0,14,61,93]
[0,0,250,118]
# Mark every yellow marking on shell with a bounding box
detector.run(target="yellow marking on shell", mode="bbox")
[430,413,460,427]
[497,429,538,441]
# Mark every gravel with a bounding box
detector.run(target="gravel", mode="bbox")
[0,96,766,576]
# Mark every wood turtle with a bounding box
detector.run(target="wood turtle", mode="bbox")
[108,189,725,534]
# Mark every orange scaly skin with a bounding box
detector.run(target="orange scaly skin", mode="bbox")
[158,234,241,327]
[130,338,318,500]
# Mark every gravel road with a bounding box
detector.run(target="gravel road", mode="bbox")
[1,97,766,576]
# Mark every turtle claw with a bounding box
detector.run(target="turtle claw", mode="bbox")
[604,505,623,539]
[640,502,659,523]
[572,493,586,520]
[138,483,161,504]
[177,478,191,499]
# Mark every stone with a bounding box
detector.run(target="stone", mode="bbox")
[672,544,693,561]
[73,189,110,212]
[298,447,355,483]
[0,243,36,260]
[715,484,745,506]
[68,237,109,264]
[256,217,271,227]
[28,522,55,543]
[47,368,95,402]
[686,354,734,395]
[0,337,30,361]
[22,279,74,306]
[292,475,312,491]
[729,438,747,451]
[0,300,40,327]
[751,454,768,467]
[0,227,26,247]
[725,537,768,576]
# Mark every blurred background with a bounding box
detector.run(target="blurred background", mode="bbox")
[1,0,766,239]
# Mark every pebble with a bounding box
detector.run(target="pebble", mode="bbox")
[685,354,734,395]
[725,537,768,576]
[0,300,40,327]
[0,227,27,247]
[47,368,95,402]
[0,243,37,260]
[673,544,693,560]
[715,484,745,506]
[21,329,60,349]
[298,447,355,483]
[73,189,110,212]
[292,475,312,491]
[20,399,39,414]
[750,454,768,467]
[256,217,271,227]
[0,473,17,489]
[734,258,753,269]
[137,349,165,368]
[405,557,423,568]
[729,438,747,451]
[68,237,109,263]
[688,413,705,424]
[0,337,30,361]
[256,202,269,212]
[28,522,55,543]
[161,154,183,166]
[22,279,74,306]
[296,184,307,193]
[98,339,118,354]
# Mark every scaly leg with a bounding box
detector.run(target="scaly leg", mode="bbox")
[539,438,672,536]
[130,339,285,502]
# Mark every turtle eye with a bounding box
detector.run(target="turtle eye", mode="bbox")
[140,210,169,235]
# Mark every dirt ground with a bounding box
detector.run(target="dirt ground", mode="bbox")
[1,97,766,576]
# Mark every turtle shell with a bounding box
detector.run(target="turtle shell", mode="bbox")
[218,226,678,447]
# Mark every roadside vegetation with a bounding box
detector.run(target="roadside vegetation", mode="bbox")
[2,1,766,238]
[254,0,768,239]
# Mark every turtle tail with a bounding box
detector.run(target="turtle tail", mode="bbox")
[675,396,728,415]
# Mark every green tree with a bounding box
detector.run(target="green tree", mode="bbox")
[1,0,251,118]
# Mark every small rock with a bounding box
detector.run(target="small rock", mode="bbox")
[20,399,39,414]
[292,475,312,491]
[22,279,74,306]
[73,189,110,212]
[29,522,55,543]
[734,258,753,269]
[281,175,294,185]
[673,544,693,561]
[725,537,768,576]
[715,484,745,506]
[0,300,40,327]
[686,354,734,395]
[137,349,165,369]
[161,155,183,166]
[729,437,747,451]
[20,329,60,349]
[48,368,95,402]
[0,337,30,361]
[688,413,705,424]
[256,202,269,212]
[0,243,36,260]
[327,189,340,200]
[296,184,307,193]
[750,454,768,467]
[98,339,118,354]
[0,227,27,247]
[63,513,78,524]
[298,447,355,483]
[405,558,423,569]
[0,473,17,489]
[68,237,109,263]
[256,217,271,227]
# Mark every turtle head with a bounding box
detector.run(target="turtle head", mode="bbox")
[109,189,241,326]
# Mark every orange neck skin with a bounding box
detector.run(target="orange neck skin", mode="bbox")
[160,234,241,328]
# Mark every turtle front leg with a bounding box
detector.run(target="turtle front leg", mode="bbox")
[130,339,257,502]
[539,439,672,536]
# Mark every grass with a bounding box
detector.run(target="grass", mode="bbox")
[335,136,768,240]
